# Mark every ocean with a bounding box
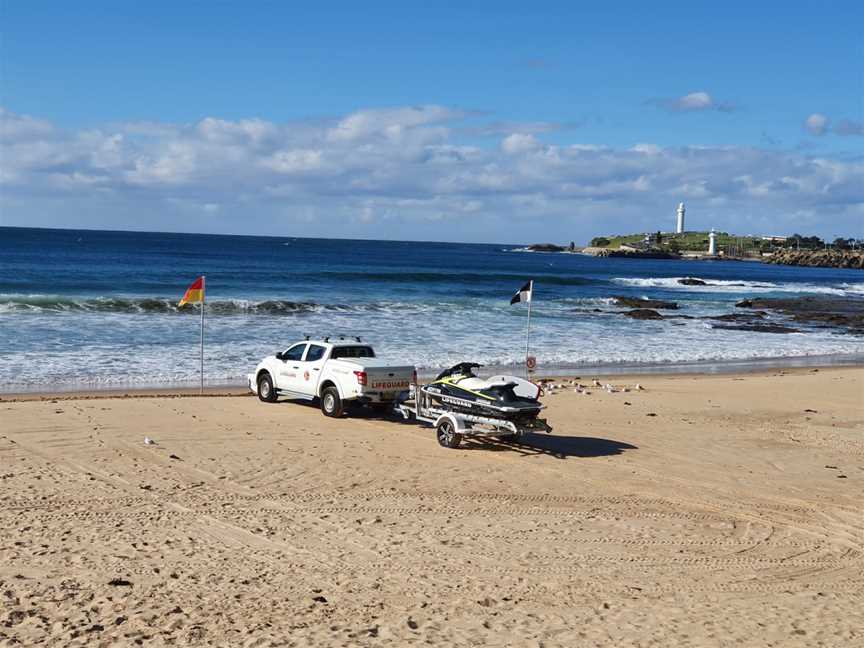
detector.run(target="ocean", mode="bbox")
[1,226,862,392]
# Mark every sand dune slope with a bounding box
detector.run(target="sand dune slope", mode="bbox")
[1,368,862,646]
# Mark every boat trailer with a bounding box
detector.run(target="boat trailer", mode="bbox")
[393,381,553,449]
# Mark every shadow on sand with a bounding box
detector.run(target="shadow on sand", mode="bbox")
[273,401,636,460]
[461,433,637,459]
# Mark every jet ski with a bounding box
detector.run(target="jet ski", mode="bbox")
[421,362,544,422]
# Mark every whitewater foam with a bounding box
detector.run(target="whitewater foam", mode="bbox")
[612,277,863,296]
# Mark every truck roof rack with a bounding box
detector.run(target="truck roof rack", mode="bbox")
[321,335,362,343]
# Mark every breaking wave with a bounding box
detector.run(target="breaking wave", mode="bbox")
[0,295,409,315]
[612,277,864,296]
[0,295,495,316]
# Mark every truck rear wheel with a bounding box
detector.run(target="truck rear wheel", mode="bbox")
[257,373,278,403]
[436,419,462,449]
[321,387,343,417]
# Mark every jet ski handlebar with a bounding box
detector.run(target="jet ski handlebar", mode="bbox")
[435,362,482,380]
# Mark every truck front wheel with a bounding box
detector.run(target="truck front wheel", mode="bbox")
[321,387,344,417]
[257,373,278,403]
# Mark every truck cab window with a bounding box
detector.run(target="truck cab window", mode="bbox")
[304,344,327,362]
[283,344,307,361]
[331,346,375,359]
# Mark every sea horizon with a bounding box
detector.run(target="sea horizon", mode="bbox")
[1,224,542,249]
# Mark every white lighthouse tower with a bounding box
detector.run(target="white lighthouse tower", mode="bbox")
[708,228,717,255]
[676,202,686,234]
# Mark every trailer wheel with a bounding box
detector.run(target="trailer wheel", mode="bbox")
[321,387,344,418]
[436,419,462,449]
[257,373,278,403]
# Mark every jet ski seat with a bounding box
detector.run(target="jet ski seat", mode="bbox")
[452,376,518,392]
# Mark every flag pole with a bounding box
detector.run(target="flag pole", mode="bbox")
[525,280,533,378]
[199,275,205,394]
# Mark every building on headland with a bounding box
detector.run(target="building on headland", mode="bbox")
[676,202,685,234]
[708,229,717,255]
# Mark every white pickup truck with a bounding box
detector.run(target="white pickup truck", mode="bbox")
[248,338,415,417]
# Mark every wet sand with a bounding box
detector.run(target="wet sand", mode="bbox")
[1,367,862,646]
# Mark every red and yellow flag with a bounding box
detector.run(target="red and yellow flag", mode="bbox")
[178,276,205,306]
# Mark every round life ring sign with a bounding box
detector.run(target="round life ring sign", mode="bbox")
[526,356,537,370]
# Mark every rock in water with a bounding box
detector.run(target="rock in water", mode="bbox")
[711,323,800,334]
[613,296,678,310]
[733,296,864,335]
[624,309,664,320]
[705,313,766,323]
[678,278,707,285]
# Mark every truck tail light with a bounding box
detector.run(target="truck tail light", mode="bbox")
[354,370,367,386]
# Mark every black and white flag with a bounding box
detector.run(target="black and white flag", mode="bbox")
[510,280,533,305]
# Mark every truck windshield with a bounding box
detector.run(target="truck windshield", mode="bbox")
[331,346,375,359]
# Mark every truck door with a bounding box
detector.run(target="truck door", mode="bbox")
[275,343,307,392]
[298,343,328,397]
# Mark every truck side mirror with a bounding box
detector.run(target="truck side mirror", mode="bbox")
[275,351,284,361]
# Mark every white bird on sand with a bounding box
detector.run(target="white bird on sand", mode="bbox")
[592,379,602,387]
[144,437,156,445]
[635,383,645,391]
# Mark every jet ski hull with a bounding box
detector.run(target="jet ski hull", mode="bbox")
[421,383,543,422]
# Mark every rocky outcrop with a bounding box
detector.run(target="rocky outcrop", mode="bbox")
[711,323,800,334]
[613,296,679,310]
[624,309,664,320]
[766,250,864,269]
[678,278,707,286]
[706,312,767,323]
[736,296,864,335]
[527,243,566,252]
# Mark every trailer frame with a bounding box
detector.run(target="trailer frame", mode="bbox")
[393,380,553,449]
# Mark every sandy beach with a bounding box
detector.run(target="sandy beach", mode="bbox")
[1,367,862,647]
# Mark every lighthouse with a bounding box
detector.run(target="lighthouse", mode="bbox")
[676,202,686,234]
[708,228,717,255]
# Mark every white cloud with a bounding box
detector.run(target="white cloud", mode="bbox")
[650,91,736,113]
[326,105,463,142]
[804,113,829,136]
[260,149,325,174]
[802,114,863,137]
[0,107,54,139]
[677,91,713,110]
[501,133,541,154]
[196,117,277,146]
[465,120,574,137]
[631,143,662,155]
[1,106,861,241]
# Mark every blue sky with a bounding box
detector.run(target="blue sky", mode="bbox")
[1,1,862,243]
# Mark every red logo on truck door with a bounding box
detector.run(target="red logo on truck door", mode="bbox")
[303,370,310,381]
